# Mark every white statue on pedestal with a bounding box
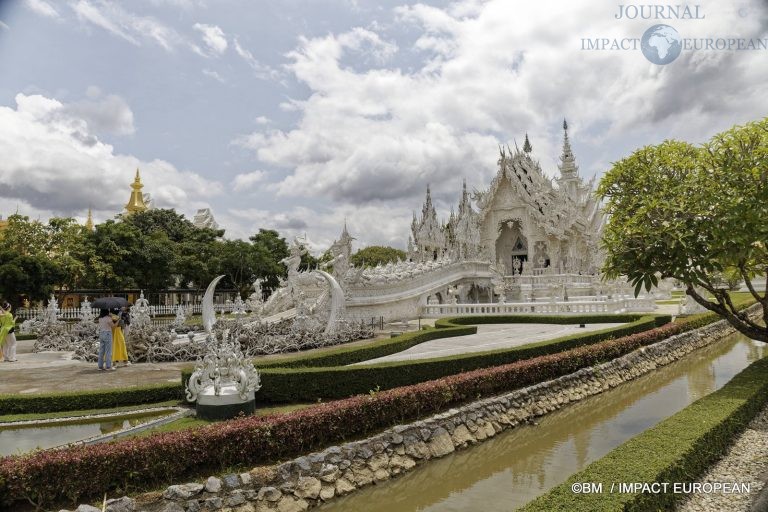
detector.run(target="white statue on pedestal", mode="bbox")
[79,297,95,325]
[131,291,152,328]
[186,276,262,419]
[173,305,187,328]
[44,294,59,325]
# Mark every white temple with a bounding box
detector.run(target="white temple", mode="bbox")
[260,120,654,322]
[409,120,603,275]
[193,208,219,230]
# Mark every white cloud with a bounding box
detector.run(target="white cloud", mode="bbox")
[193,23,227,56]
[233,38,280,80]
[0,93,222,217]
[225,203,413,253]
[63,92,135,136]
[25,0,59,18]
[237,0,768,213]
[226,0,768,249]
[0,20,9,31]
[71,0,186,51]
[255,116,270,125]
[231,171,266,191]
[202,68,225,83]
[149,0,205,8]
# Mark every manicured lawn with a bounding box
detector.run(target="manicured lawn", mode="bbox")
[0,400,182,423]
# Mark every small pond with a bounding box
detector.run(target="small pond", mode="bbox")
[0,411,173,456]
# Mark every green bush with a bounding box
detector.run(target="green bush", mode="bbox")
[521,356,768,512]
[258,323,477,369]
[183,315,663,403]
[0,384,183,415]
[259,314,661,370]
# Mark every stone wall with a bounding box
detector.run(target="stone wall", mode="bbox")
[68,312,756,512]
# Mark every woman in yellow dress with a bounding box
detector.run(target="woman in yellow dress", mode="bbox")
[111,308,129,367]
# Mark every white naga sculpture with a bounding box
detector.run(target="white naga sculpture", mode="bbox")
[185,275,261,419]
[314,270,346,335]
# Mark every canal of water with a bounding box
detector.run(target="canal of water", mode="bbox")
[320,332,766,512]
[0,411,173,457]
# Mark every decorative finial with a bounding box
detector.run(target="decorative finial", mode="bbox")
[85,208,94,231]
[125,168,148,214]
[523,133,532,153]
[563,118,568,131]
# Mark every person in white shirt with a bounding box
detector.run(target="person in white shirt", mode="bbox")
[97,309,119,371]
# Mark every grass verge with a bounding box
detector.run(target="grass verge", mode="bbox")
[520,354,768,512]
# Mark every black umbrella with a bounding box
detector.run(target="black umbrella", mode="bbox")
[91,296,129,310]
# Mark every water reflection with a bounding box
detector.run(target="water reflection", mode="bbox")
[0,413,169,456]
[322,333,765,512]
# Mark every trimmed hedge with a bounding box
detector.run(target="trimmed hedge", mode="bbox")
[258,322,478,369]
[520,355,768,512]
[0,384,183,416]
[189,315,664,403]
[257,314,661,369]
[0,320,691,509]
[434,313,671,328]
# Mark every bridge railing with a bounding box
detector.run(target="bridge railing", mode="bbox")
[421,297,656,316]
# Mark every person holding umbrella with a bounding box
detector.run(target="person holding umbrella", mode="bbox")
[111,308,130,367]
[97,309,118,370]
[92,297,127,371]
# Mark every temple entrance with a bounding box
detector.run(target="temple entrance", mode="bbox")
[495,220,528,275]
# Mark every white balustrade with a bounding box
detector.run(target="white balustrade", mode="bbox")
[15,302,236,321]
[422,297,656,317]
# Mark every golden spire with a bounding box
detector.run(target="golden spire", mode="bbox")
[85,208,94,231]
[124,168,148,214]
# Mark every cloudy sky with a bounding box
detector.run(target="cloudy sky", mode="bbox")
[0,0,766,252]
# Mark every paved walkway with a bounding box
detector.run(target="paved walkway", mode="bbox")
[354,323,625,365]
[0,327,408,395]
[1,319,622,394]
[0,340,190,394]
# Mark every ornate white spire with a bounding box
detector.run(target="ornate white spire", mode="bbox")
[458,179,471,215]
[523,133,532,153]
[558,118,579,179]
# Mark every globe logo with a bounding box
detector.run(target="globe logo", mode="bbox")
[641,24,682,64]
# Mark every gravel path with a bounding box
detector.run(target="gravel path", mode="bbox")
[677,403,768,512]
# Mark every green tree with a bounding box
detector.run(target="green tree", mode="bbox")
[218,239,261,298]
[598,118,768,342]
[350,245,406,268]
[122,209,224,242]
[0,251,63,308]
[89,220,143,289]
[0,215,93,297]
[0,214,48,256]
[249,229,290,295]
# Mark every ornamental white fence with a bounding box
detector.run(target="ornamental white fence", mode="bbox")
[421,297,657,316]
[15,303,232,322]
